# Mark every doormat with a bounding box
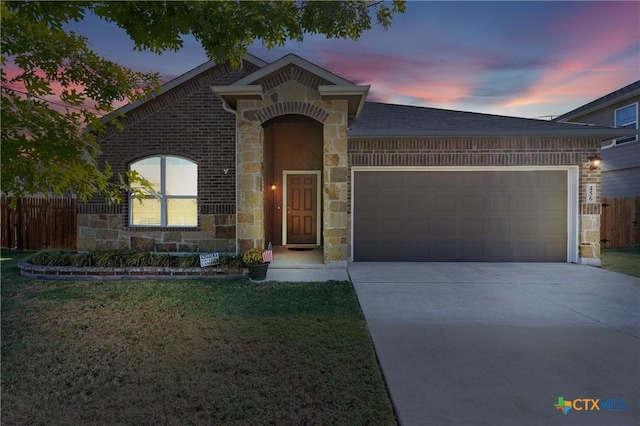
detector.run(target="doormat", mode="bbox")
[287,247,314,251]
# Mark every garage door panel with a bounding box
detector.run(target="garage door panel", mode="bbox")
[379,241,406,260]
[357,218,378,235]
[354,170,567,262]
[357,172,378,188]
[516,220,539,236]
[461,241,484,259]
[383,196,403,212]
[488,242,512,260]
[356,193,378,212]
[489,219,511,236]
[382,173,403,188]
[463,195,484,210]
[462,173,485,188]
[409,172,433,187]
[436,173,457,188]
[434,218,457,235]
[462,218,485,235]
[543,194,566,212]
[409,218,430,233]
[544,218,566,235]
[437,195,457,211]
[409,195,429,211]
[382,218,402,234]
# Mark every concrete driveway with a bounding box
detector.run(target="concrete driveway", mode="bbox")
[349,263,640,426]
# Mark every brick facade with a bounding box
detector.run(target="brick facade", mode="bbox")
[77,61,261,252]
[78,55,604,265]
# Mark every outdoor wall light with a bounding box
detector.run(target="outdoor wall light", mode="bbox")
[270,183,276,190]
[589,155,601,171]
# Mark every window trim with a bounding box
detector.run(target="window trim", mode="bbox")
[614,102,638,144]
[129,156,198,228]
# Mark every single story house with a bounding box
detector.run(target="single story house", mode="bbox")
[78,53,635,266]
[554,80,640,198]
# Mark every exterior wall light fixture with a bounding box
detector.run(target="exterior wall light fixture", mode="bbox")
[589,155,601,171]
[270,183,276,190]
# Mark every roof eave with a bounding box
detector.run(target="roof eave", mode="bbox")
[555,88,640,122]
[100,54,268,125]
[210,85,264,110]
[319,85,370,120]
[347,128,639,140]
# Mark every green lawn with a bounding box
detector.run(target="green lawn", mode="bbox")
[1,251,396,425]
[601,246,640,278]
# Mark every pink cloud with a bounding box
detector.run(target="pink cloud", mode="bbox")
[317,51,476,107]
[501,2,640,115]
[2,63,132,114]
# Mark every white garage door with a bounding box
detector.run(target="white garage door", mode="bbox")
[353,170,568,261]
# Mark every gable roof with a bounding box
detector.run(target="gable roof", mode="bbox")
[212,53,369,120]
[349,102,633,139]
[554,80,640,122]
[231,53,355,86]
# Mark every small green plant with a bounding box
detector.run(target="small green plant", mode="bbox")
[70,252,94,267]
[219,255,243,270]
[178,255,200,268]
[93,249,137,268]
[27,249,75,266]
[242,248,265,265]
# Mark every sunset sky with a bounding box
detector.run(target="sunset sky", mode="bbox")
[48,1,640,119]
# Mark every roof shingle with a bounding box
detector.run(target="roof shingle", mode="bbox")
[348,102,627,139]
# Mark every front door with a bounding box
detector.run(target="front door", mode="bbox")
[286,173,317,244]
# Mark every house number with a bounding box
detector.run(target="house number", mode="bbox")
[586,184,597,204]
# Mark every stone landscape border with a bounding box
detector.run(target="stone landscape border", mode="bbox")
[18,262,245,281]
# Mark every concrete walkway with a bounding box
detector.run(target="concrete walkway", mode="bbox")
[349,263,640,426]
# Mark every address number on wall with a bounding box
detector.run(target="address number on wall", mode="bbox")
[586,184,597,204]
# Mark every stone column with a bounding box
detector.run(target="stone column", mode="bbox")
[322,100,349,266]
[236,100,265,254]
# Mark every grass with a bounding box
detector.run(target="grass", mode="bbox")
[601,246,640,278]
[1,251,396,425]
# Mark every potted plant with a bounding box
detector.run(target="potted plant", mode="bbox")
[242,247,269,281]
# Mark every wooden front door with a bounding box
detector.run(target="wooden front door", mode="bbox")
[286,174,317,244]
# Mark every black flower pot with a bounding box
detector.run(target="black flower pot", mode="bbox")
[247,263,269,281]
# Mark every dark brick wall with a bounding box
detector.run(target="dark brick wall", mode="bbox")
[83,61,261,223]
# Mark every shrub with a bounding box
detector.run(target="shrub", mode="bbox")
[220,255,243,270]
[93,249,137,268]
[27,249,75,266]
[70,252,94,267]
[242,248,265,266]
[178,255,200,268]
[26,249,242,271]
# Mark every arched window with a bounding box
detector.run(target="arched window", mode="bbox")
[129,156,197,227]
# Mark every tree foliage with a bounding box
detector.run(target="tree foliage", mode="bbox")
[1,1,405,204]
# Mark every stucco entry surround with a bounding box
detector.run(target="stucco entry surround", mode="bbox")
[212,54,369,265]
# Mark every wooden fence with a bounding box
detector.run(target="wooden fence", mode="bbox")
[1,198,77,250]
[601,196,640,248]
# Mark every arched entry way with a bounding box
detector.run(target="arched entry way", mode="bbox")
[263,115,323,246]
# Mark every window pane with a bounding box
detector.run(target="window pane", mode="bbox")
[131,198,161,226]
[166,157,197,195]
[167,198,197,226]
[131,158,161,190]
[616,104,637,127]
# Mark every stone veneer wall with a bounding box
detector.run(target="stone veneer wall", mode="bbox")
[233,67,350,265]
[77,210,235,253]
[348,137,603,264]
[77,61,262,253]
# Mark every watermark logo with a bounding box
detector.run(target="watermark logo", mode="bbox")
[554,396,626,415]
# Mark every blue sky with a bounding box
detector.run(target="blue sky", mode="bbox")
[60,1,640,118]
